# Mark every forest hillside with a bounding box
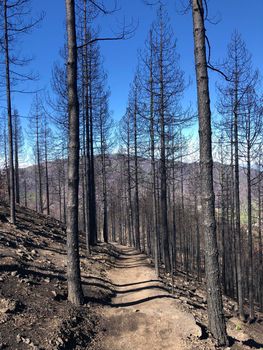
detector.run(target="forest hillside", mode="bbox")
[0,202,263,349]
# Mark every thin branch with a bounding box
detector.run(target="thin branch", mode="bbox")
[77,19,137,49]
[205,35,231,81]
[207,64,231,81]
[77,34,125,49]
[88,0,120,15]
[10,87,43,94]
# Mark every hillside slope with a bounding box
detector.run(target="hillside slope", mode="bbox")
[0,202,263,350]
[0,202,112,350]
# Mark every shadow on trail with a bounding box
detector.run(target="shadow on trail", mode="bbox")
[109,245,147,258]
[242,338,263,349]
[225,336,263,349]
[83,280,169,295]
[106,263,150,269]
[117,251,143,257]
[110,294,179,307]
[84,292,178,308]
[84,275,161,288]
[105,255,150,269]
[83,244,180,308]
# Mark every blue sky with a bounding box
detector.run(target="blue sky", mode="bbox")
[7,0,263,126]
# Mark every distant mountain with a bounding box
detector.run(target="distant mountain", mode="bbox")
[0,154,257,222]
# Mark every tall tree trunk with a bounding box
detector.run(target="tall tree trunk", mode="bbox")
[24,178,27,207]
[62,150,67,224]
[14,114,20,204]
[65,0,84,306]
[83,0,90,254]
[230,121,237,298]
[171,155,176,274]
[247,139,254,320]
[44,124,50,215]
[88,53,97,246]
[58,174,62,221]
[134,90,140,251]
[36,110,43,213]
[127,119,134,247]
[149,29,159,276]
[220,142,226,293]
[159,18,170,272]
[258,159,263,311]
[194,191,201,281]
[4,127,10,200]
[191,0,228,345]
[179,141,188,276]
[102,154,108,243]
[34,163,38,211]
[100,117,108,243]
[4,0,16,223]
[83,112,90,252]
[233,74,245,320]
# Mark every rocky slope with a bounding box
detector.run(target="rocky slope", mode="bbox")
[0,202,112,350]
[0,202,263,349]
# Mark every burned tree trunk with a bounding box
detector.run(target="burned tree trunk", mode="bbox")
[133,85,141,251]
[191,0,228,345]
[65,0,84,306]
[4,0,15,223]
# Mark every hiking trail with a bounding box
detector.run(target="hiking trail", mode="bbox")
[93,244,202,350]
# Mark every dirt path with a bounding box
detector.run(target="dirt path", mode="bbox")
[93,244,202,350]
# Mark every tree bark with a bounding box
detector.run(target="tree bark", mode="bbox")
[159,16,170,272]
[247,138,254,320]
[44,120,50,215]
[88,52,97,246]
[149,29,159,276]
[24,178,27,207]
[4,0,16,224]
[36,106,43,213]
[133,88,140,251]
[191,0,228,345]
[233,79,245,320]
[258,158,263,311]
[65,0,84,306]
[127,116,134,247]
[83,0,91,253]
[14,112,20,204]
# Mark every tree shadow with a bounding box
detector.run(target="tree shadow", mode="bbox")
[83,292,179,308]
[106,263,150,269]
[85,275,161,288]
[228,336,263,349]
[117,255,147,261]
[0,263,20,273]
[109,244,143,257]
[82,280,169,295]
[110,294,178,307]
[15,266,66,282]
[82,273,181,308]
[242,338,263,349]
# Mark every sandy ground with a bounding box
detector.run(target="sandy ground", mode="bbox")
[93,244,203,350]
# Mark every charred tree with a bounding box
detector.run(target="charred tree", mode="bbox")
[65,0,84,306]
[191,0,228,345]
